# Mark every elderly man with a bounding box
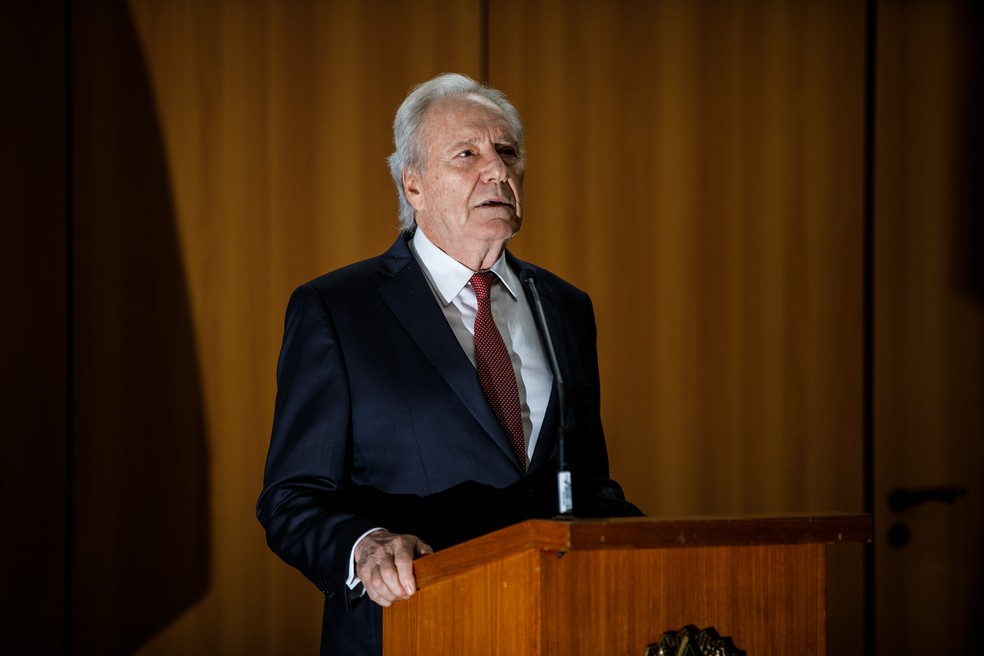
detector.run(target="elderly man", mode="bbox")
[257,73,641,655]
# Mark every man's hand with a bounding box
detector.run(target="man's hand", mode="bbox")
[354,530,433,607]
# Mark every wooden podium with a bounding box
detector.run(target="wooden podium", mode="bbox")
[383,514,870,655]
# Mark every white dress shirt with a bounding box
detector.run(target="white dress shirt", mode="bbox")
[410,227,553,458]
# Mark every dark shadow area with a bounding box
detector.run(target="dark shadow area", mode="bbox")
[952,1,983,300]
[69,0,210,653]
[0,1,68,653]
[949,6,984,651]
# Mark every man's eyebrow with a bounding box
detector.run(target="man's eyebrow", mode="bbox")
[444,140,477,154]
[442,133,518,154]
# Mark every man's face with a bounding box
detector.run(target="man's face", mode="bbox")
[406,93,524,255]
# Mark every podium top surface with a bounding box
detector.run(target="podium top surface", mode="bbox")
[413,513,870,588]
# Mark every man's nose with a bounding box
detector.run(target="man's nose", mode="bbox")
[481,153,508,182]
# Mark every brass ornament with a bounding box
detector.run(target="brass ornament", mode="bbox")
[645,625,745,656]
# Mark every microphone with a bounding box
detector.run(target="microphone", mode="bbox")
[521,270,574,517]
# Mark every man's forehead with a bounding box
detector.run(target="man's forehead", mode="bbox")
[430,91,500,114]
[424,94,517,141]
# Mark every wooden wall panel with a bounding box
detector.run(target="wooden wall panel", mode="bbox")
[490,0,865,518]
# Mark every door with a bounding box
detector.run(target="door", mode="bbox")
[875,1,984,653]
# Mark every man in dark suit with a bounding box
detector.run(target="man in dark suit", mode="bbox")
[257,73,641,655]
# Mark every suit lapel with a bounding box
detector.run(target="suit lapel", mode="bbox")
[376,237,519,466]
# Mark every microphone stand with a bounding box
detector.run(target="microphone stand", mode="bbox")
[522,272,574,518]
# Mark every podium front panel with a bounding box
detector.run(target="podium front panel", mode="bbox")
[385,542,826,655]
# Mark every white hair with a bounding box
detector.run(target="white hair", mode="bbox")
[387,73,525,233]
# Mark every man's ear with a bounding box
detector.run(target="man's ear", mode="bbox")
[403,168,423,210]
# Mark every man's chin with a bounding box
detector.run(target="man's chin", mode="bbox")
[474,213,521,238]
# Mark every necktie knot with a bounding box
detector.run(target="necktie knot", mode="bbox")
[470,271,495,301]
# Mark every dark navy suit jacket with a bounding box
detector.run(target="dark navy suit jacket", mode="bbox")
[257,235,640,655]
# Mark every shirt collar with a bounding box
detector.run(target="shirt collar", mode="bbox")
[411,227,520,306]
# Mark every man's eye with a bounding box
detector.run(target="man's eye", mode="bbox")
[457,150,476,158]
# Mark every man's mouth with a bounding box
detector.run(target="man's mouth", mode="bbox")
[477,199,513,208]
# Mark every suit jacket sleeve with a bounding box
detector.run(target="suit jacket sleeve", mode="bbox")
[256,283,377,602]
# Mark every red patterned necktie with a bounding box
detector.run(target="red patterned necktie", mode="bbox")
[470,271,527,471]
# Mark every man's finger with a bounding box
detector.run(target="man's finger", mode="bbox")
[393,545,417,596]
[372,553,408,599]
